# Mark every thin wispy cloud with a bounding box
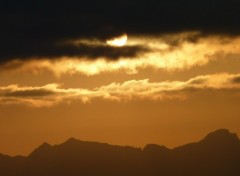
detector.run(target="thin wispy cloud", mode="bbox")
[0,73,239,107]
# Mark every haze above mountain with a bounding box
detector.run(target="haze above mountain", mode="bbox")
[1,129,240,176]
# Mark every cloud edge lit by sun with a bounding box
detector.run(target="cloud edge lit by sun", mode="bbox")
[106,33,128,47]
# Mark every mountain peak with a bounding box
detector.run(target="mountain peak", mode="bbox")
[201,129,240,145]
[62,137,82,145]
[29,142,52,157]
[66,137,79,142]
[143,144,169,152]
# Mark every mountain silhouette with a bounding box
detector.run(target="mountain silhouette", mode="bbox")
[1,129,240,176]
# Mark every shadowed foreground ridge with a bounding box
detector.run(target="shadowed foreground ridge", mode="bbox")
[1,129,240,176]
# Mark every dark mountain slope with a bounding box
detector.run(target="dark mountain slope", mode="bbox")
[173,129,240,176]
[1,129,240,176]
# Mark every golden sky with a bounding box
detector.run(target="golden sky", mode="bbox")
[1,32,240,156]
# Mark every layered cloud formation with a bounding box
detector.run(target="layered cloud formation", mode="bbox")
[1,0,240,108]
[1,73,240,107]
[2,32,240,76]
[1,0,240,63]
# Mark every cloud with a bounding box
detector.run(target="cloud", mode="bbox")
[232,77,240,84]
[0,73,240,107]
[2,33,240,76]
[1,0,240,63]
[0,41,150,63]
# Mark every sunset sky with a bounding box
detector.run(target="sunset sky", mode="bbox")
[1,0,240,156]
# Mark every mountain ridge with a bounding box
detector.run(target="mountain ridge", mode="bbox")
[1,128,240,176]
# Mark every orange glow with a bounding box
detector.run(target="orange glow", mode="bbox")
[1,32,240,156]
[3,33,240,77]
[1,73,240,107]
[107,33,128,47]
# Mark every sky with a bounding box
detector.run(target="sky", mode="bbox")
[1,0,240,156]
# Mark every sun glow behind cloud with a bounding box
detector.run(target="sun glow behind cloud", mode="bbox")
[3,33,240,77]
[106,33,128,47]
[1,32,240,107]
[2,0,240,157]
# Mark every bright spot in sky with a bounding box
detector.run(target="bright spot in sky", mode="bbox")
[107,33,128,47]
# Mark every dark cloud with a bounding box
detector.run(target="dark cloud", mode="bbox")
[4,89,55,97]
[1,0,240,63]
[71,44,150,60]
[0,42,150,62]
[232,77,240,84]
